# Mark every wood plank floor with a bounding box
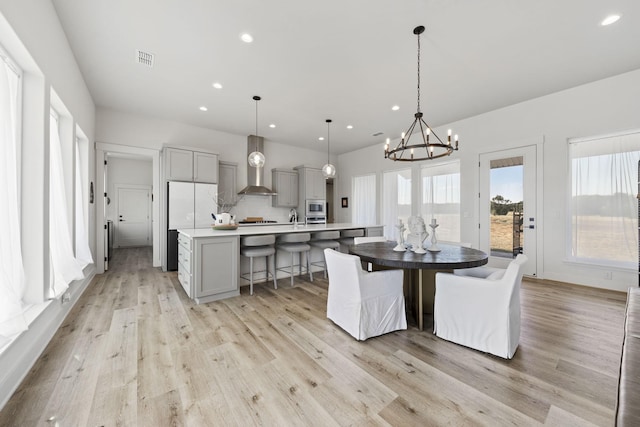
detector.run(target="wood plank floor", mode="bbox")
[0,247,628,426]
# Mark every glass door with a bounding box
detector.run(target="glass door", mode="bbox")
[479,145,537,276]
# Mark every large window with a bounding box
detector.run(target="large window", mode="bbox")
[352,174,376,225]
[383,169,412,241]
[421,161,460,242]
[49,108,85,297]
[0,47,27,348]
[569,131,640,268]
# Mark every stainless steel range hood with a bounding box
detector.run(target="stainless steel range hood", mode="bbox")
[237,135,277,196]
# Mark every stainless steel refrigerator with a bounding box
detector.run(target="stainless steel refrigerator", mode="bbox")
[167,181,218,270]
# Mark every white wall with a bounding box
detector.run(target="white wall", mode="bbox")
[337,69,640,292]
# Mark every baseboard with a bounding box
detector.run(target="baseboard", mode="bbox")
[0,267,96,410]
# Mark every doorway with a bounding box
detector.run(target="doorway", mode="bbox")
[114,184,152,247]
[479,145,537,276]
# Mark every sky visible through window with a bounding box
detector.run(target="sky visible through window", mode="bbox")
[491,166,523,202]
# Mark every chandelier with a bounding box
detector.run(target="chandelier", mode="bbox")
[385,25,459,161]
[322,119,336,178]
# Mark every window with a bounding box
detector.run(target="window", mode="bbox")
[421,161,460,242]
[49,108,85,297]
[383,169,411,241]
[569,131,640,268]
[352,174,376,225]
[0,46,27,347]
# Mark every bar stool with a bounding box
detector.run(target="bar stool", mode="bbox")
[309,230,340,278]
[276,232,313,287]
[240,235,277,295]
[338,229,365,253]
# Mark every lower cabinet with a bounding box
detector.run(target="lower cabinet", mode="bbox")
[178,233,240,303]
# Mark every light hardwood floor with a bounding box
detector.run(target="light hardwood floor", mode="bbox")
[0,247,627,426]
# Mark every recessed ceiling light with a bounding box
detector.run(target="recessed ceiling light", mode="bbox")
[269,124,276,128]
[318,137,325,141]
[347,125,353,129]
[601,14,621,26]
[240,33,253,43]
[392,105,400,111]
[212,82,222,89]
[199,106,208,111]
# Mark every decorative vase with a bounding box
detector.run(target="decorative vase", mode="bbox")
[428,218,441,252]
[393,219,407,251]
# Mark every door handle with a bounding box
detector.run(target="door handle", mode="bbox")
[528,225,534,229]
[119,219,125,222]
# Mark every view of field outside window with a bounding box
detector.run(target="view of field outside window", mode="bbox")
[490,157,523,258]
[570,132,639,266]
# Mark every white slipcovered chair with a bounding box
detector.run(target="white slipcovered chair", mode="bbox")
[324,248,407,340]
[433,254,528,359]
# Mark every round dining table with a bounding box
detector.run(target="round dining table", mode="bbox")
[349,241,488,330]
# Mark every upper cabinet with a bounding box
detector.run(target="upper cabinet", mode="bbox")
[295,166,325,201]
[272,168,298,207]
[218,161,238,206]
[164,147,218,183]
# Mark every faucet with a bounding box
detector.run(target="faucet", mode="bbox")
[289,208,298,223]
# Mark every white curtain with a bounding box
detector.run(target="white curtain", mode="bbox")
[421,161,461,242]
[352,174,376,225]
[75,139,93,266]
[49,112,85,297]
[0,54,27,348]
[383,169,411,241]
[570,132,640,267]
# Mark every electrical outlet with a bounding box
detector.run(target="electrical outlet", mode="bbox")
[604,271,613,280]
[61,292,71,303]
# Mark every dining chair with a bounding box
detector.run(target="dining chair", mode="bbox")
[324,248,406,340]
[433,254,528,359]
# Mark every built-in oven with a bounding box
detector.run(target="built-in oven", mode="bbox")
[305,199,326,218]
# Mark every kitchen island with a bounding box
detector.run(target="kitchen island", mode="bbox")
[177,223,384,304]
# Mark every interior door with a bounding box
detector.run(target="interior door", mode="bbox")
[115,185,152,247]
[479,145,537,276]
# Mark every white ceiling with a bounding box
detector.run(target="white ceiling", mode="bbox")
[51,0,640,155]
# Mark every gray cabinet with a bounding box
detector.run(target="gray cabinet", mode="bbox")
[178,232,239,303]
[194,235,239,301]
[218,161,238,206]
[272,168,298,207]
[164,147,218,183]
[194,151,218,183]
[295,166,326,202]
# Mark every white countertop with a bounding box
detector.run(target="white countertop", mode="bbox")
[178,223,383,238]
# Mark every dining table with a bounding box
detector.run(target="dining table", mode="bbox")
[349,241,489,330]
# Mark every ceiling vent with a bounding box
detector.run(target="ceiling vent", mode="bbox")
[136,50,154,68]
[372,131,384,137]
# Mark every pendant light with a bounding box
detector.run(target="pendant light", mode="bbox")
[384,25,460,161]
[247,95,265,168]
[322,119,336,178]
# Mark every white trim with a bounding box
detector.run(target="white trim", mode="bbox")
[568,128,640,144]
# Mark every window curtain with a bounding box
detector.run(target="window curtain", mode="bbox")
[0,55,27,348]
[421,161,461,242]
[383,169,411,241]
[75,139,93,266]
[352,174,376,225]
[570,132,640,267]
[49,113,85,298]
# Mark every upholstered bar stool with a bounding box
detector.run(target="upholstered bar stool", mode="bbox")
[338,228,365,253]
[276,232,313,287]
[240,235,277,295]
[309,230,340,278]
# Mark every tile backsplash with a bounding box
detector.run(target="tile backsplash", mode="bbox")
[231,195,294,223]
